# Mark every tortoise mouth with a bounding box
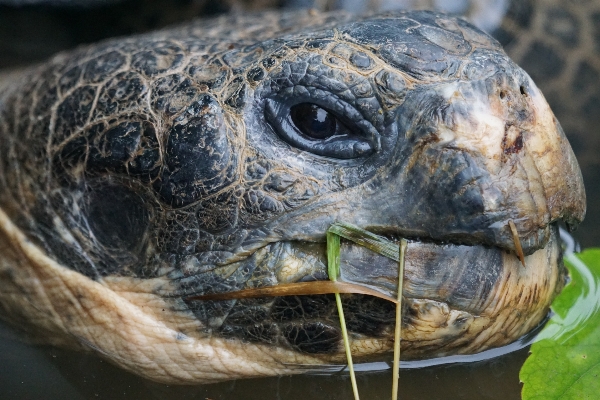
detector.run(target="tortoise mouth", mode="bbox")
[177,222,562,360]
[271,224,561,312]
[202,221,562,308]
[361,222,550,257]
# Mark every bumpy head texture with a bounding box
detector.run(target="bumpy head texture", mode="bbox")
[0,9,586,383]
[0,10,584,275]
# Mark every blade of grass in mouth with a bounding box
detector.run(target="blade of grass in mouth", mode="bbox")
[328,222,399,261]
[328,223,406,399]
[187,222,402,302]
[392,239,407,400]
[327,230,360,400]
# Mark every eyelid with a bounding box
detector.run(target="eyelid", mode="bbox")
[264,95,381,160]
[272,87,381,142]
[278,114,373,158]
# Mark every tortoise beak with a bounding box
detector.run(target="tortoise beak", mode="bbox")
[426,73,587,254]
[368,69,586,255]
[502,110,586,253]
[515,81,586,230]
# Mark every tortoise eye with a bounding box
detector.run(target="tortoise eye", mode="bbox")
[290,103,337,140]
[264,99,376,160]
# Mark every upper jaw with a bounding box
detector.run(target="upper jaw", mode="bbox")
[257,72,585,257]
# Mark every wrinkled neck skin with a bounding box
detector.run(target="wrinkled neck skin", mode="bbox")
[0,10,585,383]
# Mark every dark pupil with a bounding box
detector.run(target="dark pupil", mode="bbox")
[290,103,337,140]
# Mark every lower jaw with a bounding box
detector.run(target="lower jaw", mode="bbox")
[376,224,562,359]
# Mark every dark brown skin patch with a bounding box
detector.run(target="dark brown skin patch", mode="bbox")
[502,124,524,155]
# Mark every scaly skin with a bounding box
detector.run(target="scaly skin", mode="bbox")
[0,10,585,383]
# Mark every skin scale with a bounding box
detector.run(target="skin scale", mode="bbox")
[0,10,586,383]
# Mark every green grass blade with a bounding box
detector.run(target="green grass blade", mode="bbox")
[328,222,399,261]
[335,292,360,400]
[327,231,341,281]
[392,239,407,400]
[328,230,359,400]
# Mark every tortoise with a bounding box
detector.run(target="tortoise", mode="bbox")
[0,9,586,384]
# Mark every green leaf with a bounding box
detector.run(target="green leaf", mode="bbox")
[520,248,600,400]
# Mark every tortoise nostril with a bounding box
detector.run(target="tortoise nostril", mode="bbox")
[520,86,527,96]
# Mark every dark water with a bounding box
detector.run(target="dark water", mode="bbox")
[0,1,599,399]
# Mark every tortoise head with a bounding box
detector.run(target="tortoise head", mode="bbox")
[0,10,585,383]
